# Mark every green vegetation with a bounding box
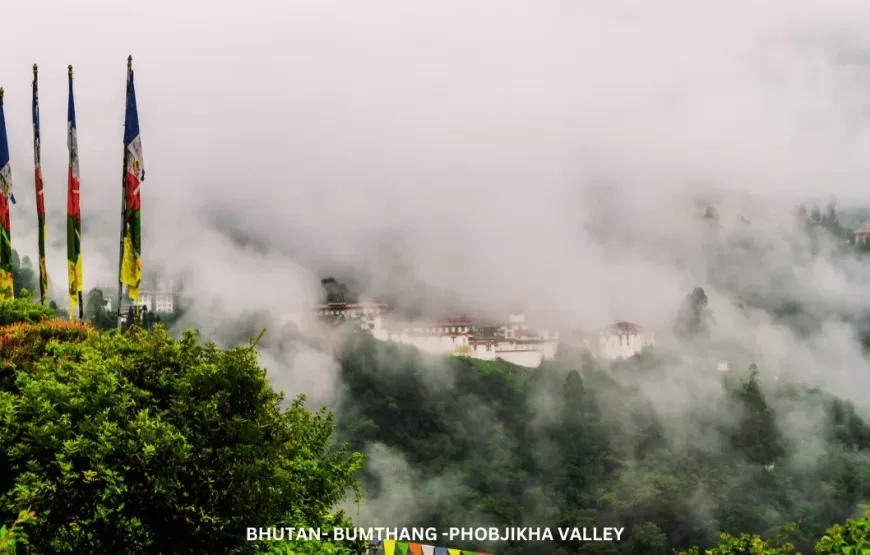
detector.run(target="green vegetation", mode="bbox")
[6,201,870,555]
[333,329,870,555]
[0,297,366,554]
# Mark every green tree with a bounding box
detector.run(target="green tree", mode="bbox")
[675,287,712,338]
[0,303,365,554]
[624,522,667,555]
[84,288,118,331]
[320,278,359,304]
[815,506,870,554]
[11,251,37,299]
[0,509,36,554]
[731,365,785,465]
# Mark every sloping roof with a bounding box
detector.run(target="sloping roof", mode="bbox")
[611,321,642,334]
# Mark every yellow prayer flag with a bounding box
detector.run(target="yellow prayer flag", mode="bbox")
[0,269,13,301]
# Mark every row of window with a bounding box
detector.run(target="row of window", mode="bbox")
[318,309,383,317]
[407,326,469,333]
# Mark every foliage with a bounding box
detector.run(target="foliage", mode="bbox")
[258,512,364,555]
[12,252,37,300]
[0,509,36,554]
[676,522,801,555]
[674,287,712,338]
[0,293,54,326]
[673,511,870,554]
[815,507,870,555]
[321,277,359,304]
[0,300,366,555]
[334,328,870,555]
[83,288,119,330]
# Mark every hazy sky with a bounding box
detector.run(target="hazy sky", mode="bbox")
[11,1,870,530]
[4,1,870,386]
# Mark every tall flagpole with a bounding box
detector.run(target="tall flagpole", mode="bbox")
[32,64,48,306]
[0,87,13,302]
[117,56,132,330]
[68,65,84,322]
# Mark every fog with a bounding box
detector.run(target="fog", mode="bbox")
[5,1,870,533]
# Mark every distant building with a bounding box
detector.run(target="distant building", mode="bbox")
[576,321,655,360]
[313,296,389,330]
[104,274,180,315]
[856,223,870,243]
[119,291,175,314]
[311,299,559,368]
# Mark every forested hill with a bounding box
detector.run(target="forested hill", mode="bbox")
[334,333,870,555]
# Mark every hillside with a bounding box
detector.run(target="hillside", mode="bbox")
[335,332,870,555]
[2,292,870,554]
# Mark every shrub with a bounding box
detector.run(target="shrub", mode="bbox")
[0,311,364,554]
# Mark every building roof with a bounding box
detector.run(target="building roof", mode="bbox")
[314,301,387,310]
[610,321,643,334]
[472,336,545,343]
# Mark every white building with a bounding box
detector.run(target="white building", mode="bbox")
[97,274,179,315]
[312,297,389,331]
[119,290,176,314]
[373,316,475,357]
[313,300,559,368]
[579,322,655,360]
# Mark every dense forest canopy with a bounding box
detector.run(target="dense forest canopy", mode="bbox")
[323,205,870,555]
[333,332,870,555]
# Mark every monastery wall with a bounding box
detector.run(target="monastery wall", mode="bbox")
[582,326,655,360]
[314,300,568,368]
[496,350,544,368]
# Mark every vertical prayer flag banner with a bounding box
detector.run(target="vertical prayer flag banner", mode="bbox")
[120,61,144,305]
[0,88,14,300]
[32,65,48,304]
[67,67,82,318]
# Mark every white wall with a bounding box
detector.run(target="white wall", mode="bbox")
[334,311,558,368]
[472,343,497,360]
[497,350,543,368]
[592,330,654,360]
[387,333,469,355]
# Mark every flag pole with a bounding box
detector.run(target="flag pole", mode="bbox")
[76,60,85,324]
[0,86,11,303]
[68,65,84,322]
[33,64,46,306]
[117,56,132,330]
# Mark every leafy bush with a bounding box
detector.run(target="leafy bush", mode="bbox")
[0,303,365,554]
[0,294,53,326]
[0,510,36,554]
[815,507,870,555]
